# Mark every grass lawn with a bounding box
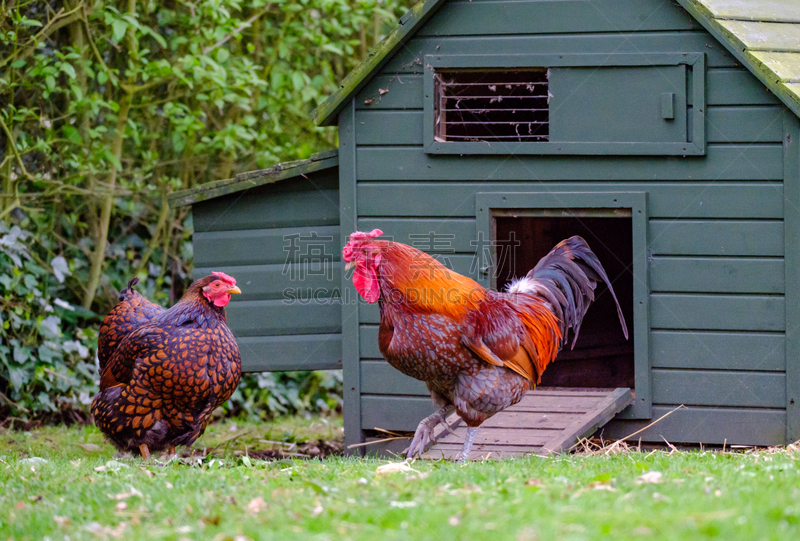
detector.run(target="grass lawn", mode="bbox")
[2,416,800,540]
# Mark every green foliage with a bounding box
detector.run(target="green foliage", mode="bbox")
[0,0,412,420]
[226,370,343,420]
[0,224,97,419]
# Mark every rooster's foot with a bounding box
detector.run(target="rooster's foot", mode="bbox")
[455,426,479,464]
[404,405,455,459]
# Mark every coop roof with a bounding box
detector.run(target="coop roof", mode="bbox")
[676,0,800,118]
[168,149,339,208]
[310,0,447,127]
[312,0,800,127]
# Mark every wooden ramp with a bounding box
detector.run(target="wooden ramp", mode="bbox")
[423,388,633,460]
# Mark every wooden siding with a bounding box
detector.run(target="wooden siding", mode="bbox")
[192,171,342,372]
[349,0,790,447]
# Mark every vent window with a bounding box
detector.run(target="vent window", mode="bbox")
[433,70,549,143]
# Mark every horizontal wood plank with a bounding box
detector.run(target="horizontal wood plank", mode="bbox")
[649,257,784,294]
[706,106,784,142]
[356,146,783,181]
[356,75,424,109]
[418,0,696,37]
[354,70,779,112]
[603,406,787,446]
[358,183,784,219]
[650,294,785,331]
[652,369,786,408]
[381,33,737,74]
[361,360,429,396]
[195,263,341,301]
[649,220,784,256]
[355,106,784,146]
[194,226,340,267]
[239,334,342,372]
[651,331,785,371]
[356,218,477,252]
[361,396,436,431]
[193,188,339,232]
[707,68,782,105]
[434,425,561,447]
[356,111,421,146]
[226,299,341,337]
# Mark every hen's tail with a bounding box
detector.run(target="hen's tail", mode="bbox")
[507,236,628,348]
[119,277,140,301]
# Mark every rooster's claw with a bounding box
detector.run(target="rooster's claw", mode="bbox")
[404,405,455,459]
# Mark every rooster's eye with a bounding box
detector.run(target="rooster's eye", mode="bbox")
[362,249,368,255]
[214,281,221,287]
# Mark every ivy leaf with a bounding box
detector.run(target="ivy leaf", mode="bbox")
[51,256,71,283]
[216,48,229,63]
[10,60,26,68]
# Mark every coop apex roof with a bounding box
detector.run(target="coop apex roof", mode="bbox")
[311,0,800,127]
[676,0,800,118]
[167,149,338,208]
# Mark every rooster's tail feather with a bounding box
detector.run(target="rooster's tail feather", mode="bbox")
[508,236,628,348]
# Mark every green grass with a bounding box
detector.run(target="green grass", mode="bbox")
[2,416,800,540]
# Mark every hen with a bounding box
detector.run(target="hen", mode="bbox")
[343,229,628,461]
[92,273,242,459]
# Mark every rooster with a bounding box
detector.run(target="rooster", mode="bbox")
[91,273,242,459]
[343,229,627,461]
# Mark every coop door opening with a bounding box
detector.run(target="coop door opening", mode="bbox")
[495,213,634,390]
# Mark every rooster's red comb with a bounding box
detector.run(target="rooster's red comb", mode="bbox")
[349,229,383,242]
[212,271,236,285]
[342,229,383,261]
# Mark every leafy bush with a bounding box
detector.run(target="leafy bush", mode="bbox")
[1,0,413,422]
[224,370,343,421]
[0,224,97,422]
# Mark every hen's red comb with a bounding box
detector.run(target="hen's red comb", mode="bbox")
[212,271,236,285]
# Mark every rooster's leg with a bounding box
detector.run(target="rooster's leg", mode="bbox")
[167,445,176,458]
[456,427,479,463]
[139,443,151,460]
[405,405,455,459]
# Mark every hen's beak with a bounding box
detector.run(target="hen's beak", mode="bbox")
[344,261,355,271]
[228,285,242,294]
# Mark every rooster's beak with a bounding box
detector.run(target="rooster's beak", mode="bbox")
[344,261,355,271]
[228,285,242,295]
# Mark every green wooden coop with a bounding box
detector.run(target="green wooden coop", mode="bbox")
[170,0,800,455]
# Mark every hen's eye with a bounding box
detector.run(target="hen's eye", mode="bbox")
[214,281,221,287]
[362,249,368,254]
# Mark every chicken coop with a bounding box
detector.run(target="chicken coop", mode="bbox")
[170,0,800,453]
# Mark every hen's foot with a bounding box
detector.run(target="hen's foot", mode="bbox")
[139,443,151,460]
[405,405,455,459]
[455,426,479,464]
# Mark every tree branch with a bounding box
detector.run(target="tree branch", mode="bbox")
[0,4,85,69]
[0,115,36,182]
[202,8,271,55]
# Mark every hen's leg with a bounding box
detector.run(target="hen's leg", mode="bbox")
[405,405,455,459]
[139,443,151,460]
[456,427,479,463]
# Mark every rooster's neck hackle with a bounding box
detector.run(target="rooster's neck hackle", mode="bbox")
[377,242,486,319]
